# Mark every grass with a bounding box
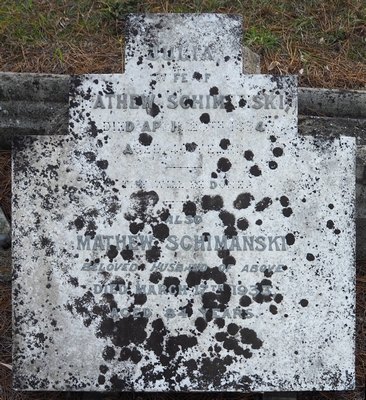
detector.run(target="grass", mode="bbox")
[0,0,365,88]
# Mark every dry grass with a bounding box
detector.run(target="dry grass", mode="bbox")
[0,1,365,89]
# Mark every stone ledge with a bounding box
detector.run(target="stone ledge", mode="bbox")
[1,73,366,150]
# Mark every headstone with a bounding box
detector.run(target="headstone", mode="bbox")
[13,14,355,392]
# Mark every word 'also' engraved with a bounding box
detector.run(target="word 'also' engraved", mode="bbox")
[76,234,287,252]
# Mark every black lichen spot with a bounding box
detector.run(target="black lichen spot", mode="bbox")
[300,299,309,307]
[224,225,237,239]
[121,248,134,261]
[328,203,334,209]
[200,113,210,124]
[222,255,236,268]
[215,318,225,329]
[100,365,108,374]
[110,375,126,390]
[68,277,78,287]
[201,195,224,211]
[74,216,85,230]
[163,277,180,296]
[327,220,334,229]
[269,305,278,315]
[269,161,278,169]
[150,80,157,89]
[119,347,131,361]
[215,332,227,342]
[239,295,252,307]
[195,317,207,333]
[224,56,230,62]
[165,335,198,357]
[130,348,142,364]
[285,233,295,246]
[97,160,108,170]
[210,86,219,96]
[280,196,289,207]
[219,139,230,150]
[98,375,105,385]
[224,95,235,112]
[184,98,193,108]
[145,318,166,356]
[134,293,147,305]
[183,201,196,217]
[40,236,55,256]
[149,271,162,284]
[274,294,283,303]
[87,120,100,138]
[219,210,235,226]
[217,157,232,172]
[129,190,159,216]
[152,223,170,242]
[200,358,227,385]
[102,346,115,361]
[270,135,277,142]
[185,142,198,152]
[255,197,272,211]
[129,222,144,234]
[217,249,230,259]
[83,152,96,163]
[282,207,293,217]
[240,328,263,349]
[237,217,249,231]
[137,56,143,65]
[334,229,341,234]
[244,150,254,161]
[139,133,153,146]
[145,245,161,262]
[239,98,247,108]
[147,103,160,117]
[233,192,253,209]
[193,72,203,81]
[227,323,239,335]
[211,172,217,178]
[273,147,283,157]
[107,245,118,262]
[252,279,273,304]
[250,165,261,176]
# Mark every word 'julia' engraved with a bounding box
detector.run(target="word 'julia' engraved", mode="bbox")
[146,44,214,61]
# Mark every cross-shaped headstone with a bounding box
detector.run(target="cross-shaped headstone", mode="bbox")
[13,14,355,392]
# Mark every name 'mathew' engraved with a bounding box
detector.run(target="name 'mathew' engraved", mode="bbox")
[76,234,287,252]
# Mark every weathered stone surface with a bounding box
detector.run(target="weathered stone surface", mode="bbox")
[13,14,355,392]
[0,208,11,282]
[298,87,366,118]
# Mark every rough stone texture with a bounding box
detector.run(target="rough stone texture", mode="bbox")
[242,47,260,74]
[12,14,356,392]
[0,73,69,146]
[0,207,11,282]
[298,87,366,118]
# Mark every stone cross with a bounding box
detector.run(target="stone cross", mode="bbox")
[12,14,355,392]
